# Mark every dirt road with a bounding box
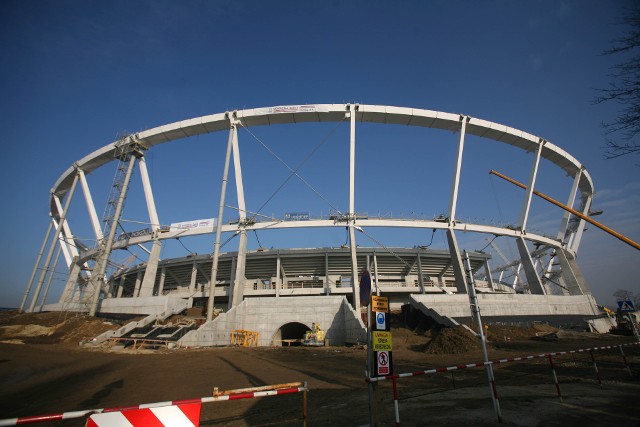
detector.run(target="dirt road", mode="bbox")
[0,313,639,426]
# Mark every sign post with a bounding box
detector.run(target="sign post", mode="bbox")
[617,300,640,342]
[370,294,396,424]
[371,295,393,377]
[360,271,375,427]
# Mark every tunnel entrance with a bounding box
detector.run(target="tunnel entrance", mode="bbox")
[272,322,310,346]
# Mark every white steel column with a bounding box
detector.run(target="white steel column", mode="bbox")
[21,221,53,311]
[53,195,79,261]
[569,196,592,254]
[207,120,236,321]
[518,140,544,231]
[133,270,143,296]
[347,105,361,313]
[117,275,125,298]
[557,169,582,242]
[484,259,495,291]
[189,261,198,293]
[138,156,162,297]
[513,263,522,287]
[416,249,425,294]
[448,116,468,222]
[446,230,469,294]
[276,251,281,298]
[29,172,79,312]
[514,141,544,294]
[138,157,160,229]
[325,252,330,296]
[445,117,469,295]
[51,218,73,268]
[38,244,61,311]
[515,237,545,294]
[231,124,248,308]
[89,154,138,316]
[78,168,104,242]
[373,252,380,296]
[158,266,166,296]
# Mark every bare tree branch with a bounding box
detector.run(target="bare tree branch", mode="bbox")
[595,6,640,159]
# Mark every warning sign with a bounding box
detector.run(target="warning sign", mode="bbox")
[618,300,636,312]
[372,331,393,351]
[375,350,392,376]
[375,312,387,331]
[371,296,389,313]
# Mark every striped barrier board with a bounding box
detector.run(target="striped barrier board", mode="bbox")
[86,403,201,427]
[367,342,640,382]
[0,384,308,426]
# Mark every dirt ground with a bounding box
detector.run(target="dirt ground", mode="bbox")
[0,311,639,426]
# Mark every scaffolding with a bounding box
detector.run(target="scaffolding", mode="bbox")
[64,135,145,316]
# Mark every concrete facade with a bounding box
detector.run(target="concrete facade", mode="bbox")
[411,293,600,321]
[179,296,366,347]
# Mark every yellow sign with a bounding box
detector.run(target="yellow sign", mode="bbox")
[372,331,393,351]
[371,296,389,313]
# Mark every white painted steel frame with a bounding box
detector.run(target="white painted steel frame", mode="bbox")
[40,104,595,311]
[50,104,594,202]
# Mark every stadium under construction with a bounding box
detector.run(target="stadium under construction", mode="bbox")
[21,104,605,347]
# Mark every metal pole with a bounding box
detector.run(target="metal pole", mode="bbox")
[630,313,640,343]
[590,350,602,388]
[463,250,502,422]
[548,354,563,402]
[367,302,376,426]
[392,377,400,426]
[489,169,640,251]
[20,221,53,311]
[303,381,308,427]
[348,105,361,313]
[207,121,236,322]
[619,345,632,378]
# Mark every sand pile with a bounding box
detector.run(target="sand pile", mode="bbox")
[485,323,557,342]
[422,327,480,354]
[0,311,119,345]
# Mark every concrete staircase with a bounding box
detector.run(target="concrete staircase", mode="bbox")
[82,298,187,346]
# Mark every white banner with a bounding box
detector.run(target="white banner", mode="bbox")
[258,105,328,115]
[170,218,216,232]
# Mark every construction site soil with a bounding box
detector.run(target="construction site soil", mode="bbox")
[0,311,638,426]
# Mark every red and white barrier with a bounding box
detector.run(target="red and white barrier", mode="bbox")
[0,383,308,426]
[366,341,638,426]
[86,402,201,427]
[366,342,640,382]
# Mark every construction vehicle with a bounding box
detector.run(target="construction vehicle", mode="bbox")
[303,323,326,346]
[610,309,640,336]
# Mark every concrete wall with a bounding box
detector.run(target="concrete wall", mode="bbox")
[42,295,188,316]
[179,296,366,347]
[411,293,600,319]
[99,296,188,315]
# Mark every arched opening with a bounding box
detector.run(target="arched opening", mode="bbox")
[272,322,310,346]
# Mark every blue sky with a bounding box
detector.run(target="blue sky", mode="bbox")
[1,0,638,310]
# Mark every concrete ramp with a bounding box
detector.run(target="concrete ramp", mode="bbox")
[179,296,366,347]
[409,295,461,328]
